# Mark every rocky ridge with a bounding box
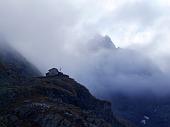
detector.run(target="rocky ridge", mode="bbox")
[0,71,134,127]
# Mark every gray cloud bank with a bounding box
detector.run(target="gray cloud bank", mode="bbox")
[62,35,170,97]
[0,0,170,97]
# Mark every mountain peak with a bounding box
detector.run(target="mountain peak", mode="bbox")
[94,34,116,48]
[87,34,116,52]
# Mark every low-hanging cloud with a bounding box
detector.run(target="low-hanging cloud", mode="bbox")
[63,36,170,97]
[1,0,170,97]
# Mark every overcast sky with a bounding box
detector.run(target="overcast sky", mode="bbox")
[1,0,170,96]
[1,0,170,63]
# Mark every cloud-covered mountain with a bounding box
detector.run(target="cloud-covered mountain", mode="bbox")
[71,35,170,127]
[1,34,170,127]
[0,41,134,127]
[1,0,170,126]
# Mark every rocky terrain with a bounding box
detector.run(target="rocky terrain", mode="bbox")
[0,74,134,127]
[0,42,134,127]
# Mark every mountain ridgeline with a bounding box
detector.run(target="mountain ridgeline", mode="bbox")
[0,42,134,127]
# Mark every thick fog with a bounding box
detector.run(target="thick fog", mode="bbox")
[1,0,170,97]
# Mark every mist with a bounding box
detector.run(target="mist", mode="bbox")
[1,0,170,97]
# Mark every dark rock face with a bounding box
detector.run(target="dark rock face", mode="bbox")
[0,75,133,127]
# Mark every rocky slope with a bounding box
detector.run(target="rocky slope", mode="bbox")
[0,74,133,127]
[0,42,134,127]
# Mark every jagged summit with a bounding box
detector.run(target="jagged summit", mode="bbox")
[87,34,116,51]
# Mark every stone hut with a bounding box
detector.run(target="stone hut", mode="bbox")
[46,68,59,77]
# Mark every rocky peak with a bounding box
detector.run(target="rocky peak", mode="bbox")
[87,35,116,51]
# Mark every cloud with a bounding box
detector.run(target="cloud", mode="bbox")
[0,0,87,70]
[0,0,170,97]
[65,36,170,97]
